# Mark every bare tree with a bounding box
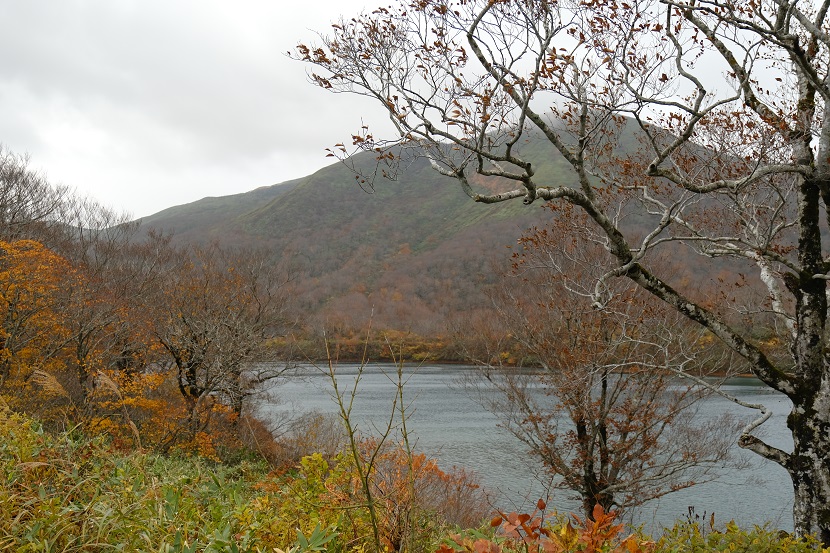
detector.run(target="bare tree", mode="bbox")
[152,242,294,437]
[0,145,69,242]
[464,237,741,519]
[50,197,156,400]
[297,0,830,541]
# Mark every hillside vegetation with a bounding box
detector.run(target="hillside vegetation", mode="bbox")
[141,150,550,336]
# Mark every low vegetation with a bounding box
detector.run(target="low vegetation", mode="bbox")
[1,403,827,552]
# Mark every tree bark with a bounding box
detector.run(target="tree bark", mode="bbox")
[788,393,830,544]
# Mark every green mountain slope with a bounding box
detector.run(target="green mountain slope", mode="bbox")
[140,176,304,242]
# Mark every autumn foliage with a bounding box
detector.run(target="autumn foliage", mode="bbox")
[0,229,293,461]
[439,500,656,553]
[0,240,72,393]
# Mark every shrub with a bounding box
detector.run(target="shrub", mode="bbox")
[239,442,491,553]
[439,502,655,553]
[656,518,829,553]
[0,401,268,551]
[267,410,346,469]
[3,401,828,553]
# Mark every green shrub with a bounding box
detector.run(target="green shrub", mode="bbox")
[656,519,829,553]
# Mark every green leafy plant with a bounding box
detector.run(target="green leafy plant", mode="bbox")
[296,523,340,553]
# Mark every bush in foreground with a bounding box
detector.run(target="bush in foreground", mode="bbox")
[441,502,829,553]
[0,403,265,551]
[1,404,827,552]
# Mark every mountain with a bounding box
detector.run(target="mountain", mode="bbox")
[139,151,551,334]
[142,125,768,352]
[138,125,743,338]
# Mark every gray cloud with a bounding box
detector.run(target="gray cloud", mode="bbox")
[0,0,385,218]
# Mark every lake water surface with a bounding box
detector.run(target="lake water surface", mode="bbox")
[259,363,794,532]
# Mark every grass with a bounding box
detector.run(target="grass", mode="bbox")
[1,402,827,553]
[0,405,265,551]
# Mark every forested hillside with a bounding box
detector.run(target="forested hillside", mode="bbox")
[140,150,551,335]
[139,130,752,344]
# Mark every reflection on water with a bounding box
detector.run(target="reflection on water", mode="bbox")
[258,363,794,532]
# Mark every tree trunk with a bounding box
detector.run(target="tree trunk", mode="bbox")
[788,385,830,543]
[787,173,830,542]
[581,492,614,522]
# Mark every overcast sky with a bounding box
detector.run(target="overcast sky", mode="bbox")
[0,0,389,218]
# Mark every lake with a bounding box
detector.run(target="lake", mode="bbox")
[257,363,794,532]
